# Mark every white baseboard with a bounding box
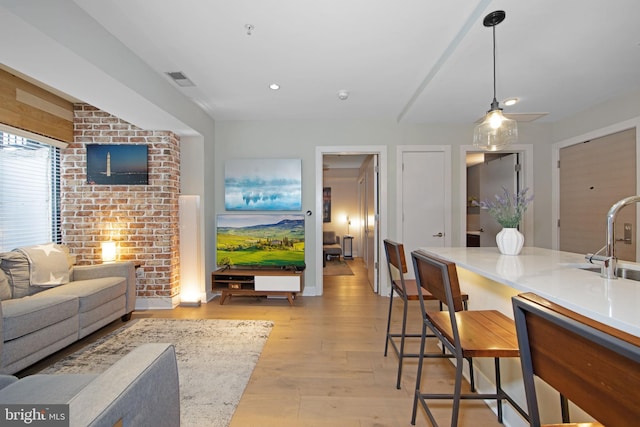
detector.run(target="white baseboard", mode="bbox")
[135,296,180,310]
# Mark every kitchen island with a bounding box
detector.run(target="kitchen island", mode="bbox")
[417,246,639,336]
[414,246,640,426]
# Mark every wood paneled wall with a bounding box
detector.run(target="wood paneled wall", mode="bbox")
[559,128,636,260]
[0,68,74,142]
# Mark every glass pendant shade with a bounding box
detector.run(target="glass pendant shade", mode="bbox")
[473,107,518,151]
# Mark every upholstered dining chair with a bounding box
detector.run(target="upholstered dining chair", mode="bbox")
[410,250,528,427]
[383,239,470,390]
[512,292,640,427]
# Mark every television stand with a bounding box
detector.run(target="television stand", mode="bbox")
[211,268,304,305]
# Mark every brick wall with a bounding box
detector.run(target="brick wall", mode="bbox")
[61,104,181,301]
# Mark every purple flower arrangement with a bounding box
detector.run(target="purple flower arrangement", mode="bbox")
[476,187,533,228]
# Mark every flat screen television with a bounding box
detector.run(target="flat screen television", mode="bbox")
[216,214,305,270]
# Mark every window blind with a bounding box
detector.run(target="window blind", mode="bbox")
[0,131,61,252]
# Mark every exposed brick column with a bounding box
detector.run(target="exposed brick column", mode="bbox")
[61,104,181,303]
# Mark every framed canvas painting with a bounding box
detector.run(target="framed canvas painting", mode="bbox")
[225,159,302,211]
[86,144,148,185]
[323,187,331,222]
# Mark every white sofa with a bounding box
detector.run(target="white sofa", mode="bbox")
[0,343,180,427]
[0,243,136,374]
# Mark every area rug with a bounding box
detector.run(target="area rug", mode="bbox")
[323,259,354,276]
[39,318,273,427]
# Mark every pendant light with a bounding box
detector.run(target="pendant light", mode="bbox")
[473,10,517,151]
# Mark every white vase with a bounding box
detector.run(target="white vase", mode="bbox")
[496,228,524,255]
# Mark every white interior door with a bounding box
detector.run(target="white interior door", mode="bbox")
[360,155,378,292]
[400,149,449,278]
[478,154,518,247]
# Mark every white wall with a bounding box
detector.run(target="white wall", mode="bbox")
[214,120,559,294]
[551,87,640,143]
[214,120,400,294]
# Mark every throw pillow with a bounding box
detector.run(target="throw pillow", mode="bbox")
[0,251,37,298]
[323,231,336,245]
[18,243,70,287]
[0,268,11,300]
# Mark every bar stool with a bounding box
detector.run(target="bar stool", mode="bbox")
[410,250,527,427]
[512,292,640,427]
[383,240,470,390]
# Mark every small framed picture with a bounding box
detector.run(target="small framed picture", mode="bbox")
[323,187,331,223]
[86,144,148,185]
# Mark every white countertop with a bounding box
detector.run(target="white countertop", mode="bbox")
[416,246,640,336]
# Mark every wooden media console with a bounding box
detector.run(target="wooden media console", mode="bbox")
[211,268,304,305]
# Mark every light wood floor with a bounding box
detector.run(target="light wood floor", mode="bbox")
[23,258,507,426]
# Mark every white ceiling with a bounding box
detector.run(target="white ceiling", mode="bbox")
[69,0,640,124]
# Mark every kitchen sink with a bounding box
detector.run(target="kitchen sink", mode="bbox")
[578,266,640,281]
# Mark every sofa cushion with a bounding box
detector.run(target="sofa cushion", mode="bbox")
[0,251,39,299]
[40,277,126,313]
[1,294,78,341]
[0,269,11,300]
[18,243,70,286]
[0,374,96,404]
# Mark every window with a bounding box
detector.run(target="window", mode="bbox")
[0,129,61,252]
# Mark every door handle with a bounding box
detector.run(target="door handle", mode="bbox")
[432,232,444,237]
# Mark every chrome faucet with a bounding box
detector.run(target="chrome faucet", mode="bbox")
[586,195,640,279]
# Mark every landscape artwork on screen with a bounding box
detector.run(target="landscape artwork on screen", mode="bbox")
[216,214,305,269]
[224,158,302,210]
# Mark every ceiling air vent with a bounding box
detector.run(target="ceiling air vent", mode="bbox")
[165,71,195,87]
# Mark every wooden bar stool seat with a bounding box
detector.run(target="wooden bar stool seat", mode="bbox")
[383,240,470,390]
[410,250,528,427]
[427,310,521,358]
[512,292,640,427]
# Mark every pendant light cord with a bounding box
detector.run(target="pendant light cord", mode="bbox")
[491,25,499,106]
[492,24,497,104]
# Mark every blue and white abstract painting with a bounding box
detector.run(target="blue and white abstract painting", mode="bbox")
[225,159,302,211]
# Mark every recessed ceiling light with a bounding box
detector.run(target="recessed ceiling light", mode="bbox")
[503,97,519,106]
[337,90,349,100]
[269,83,280,90]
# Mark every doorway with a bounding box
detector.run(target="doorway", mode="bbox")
[323,154,377,292]
[315,146,388,297]
[467,153,521,247]
[459,145,534,247]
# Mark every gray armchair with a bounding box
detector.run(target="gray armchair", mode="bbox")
[323,231,342,263]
